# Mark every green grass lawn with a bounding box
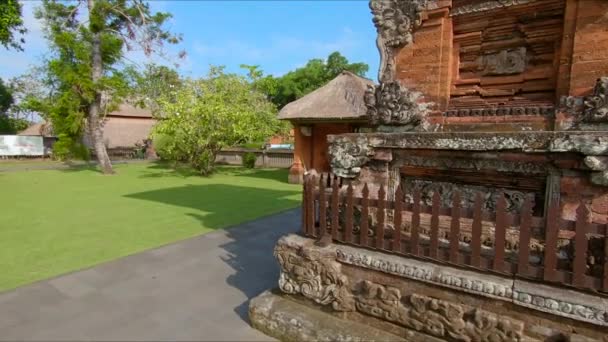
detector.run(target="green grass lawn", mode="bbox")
[0,162,301,292]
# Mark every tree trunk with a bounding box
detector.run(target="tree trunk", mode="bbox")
[87,0,114,174]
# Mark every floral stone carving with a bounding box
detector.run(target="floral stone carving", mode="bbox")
[365,81,431,128]
[274,237,354,311]
[356,281,524,342]
[328,135,374,178]
[275,235,527,341]
[369,0,426,82]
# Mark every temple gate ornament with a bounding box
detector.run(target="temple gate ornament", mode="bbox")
[369,0,426,82]
[364,81,431,129]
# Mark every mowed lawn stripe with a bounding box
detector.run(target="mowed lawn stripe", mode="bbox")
[0,163,300,291]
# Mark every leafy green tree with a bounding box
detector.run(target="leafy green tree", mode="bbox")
[0,0,27,50]
[152,67,282,175]
[35,0,181,173]
[0,78,30,134]
[268,51,369,109]
[124,63,182,114]
[0,78,13,113]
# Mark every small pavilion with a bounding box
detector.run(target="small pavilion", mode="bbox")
[278,71,374,184]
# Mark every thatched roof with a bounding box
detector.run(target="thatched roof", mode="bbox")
[278,71,374,121]
[18,121,55,137]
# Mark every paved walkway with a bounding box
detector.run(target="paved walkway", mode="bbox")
[0,209,300,341]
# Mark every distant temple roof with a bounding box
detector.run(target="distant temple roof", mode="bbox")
[278,71,374,122]
[18,121,54,137]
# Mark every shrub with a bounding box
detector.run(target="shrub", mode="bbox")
[242,152,257,169]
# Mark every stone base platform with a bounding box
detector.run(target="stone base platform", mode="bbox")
[249,290,428,341]
[251,234,608,342]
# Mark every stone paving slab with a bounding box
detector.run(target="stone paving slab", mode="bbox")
[0,209,300,341]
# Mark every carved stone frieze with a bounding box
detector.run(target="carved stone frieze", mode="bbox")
[369,0,426,82]
[393,154,547,175]
[328,135,374,179]
[480,47,527,76]
[335,247,514,301]
[274,237,355,311]
[356,281,524,342]
[444,106,554,117]
[276,235,608,330]
[401,178,533,213]
[365,81,431,128]
[513,280,608,327]
[451,0,534,16]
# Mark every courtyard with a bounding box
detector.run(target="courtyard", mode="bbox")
[0,162,300,292]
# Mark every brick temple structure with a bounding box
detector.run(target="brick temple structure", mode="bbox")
[250,1,608,341]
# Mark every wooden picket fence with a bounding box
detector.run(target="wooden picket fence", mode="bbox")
[301,173,608,293]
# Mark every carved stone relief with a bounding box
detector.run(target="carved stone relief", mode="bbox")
[451,0,534,16]
[561,77,608,124]
[275,236,528,341]
[365,81,431,128]
[369,0,426,82]
[274,238,354,311]
[355,281,524,342]
[276,235,608,329]
[479,47,527,76]
[583,77,608,123]
[328,136,374,179]
[401,178,533,213]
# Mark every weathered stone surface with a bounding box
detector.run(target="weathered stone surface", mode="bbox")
[328,131,608,155]
[480,47,527,76]
[585,156,608,171]
[274,234,608,331]
[275,234,354,311]
[364,81,432,129]
[512,280,608,327]
[328,135,374,178]
[369,0,426,82]
[451,0,533,16]
[591,171,608,187]
[249,290,406,342]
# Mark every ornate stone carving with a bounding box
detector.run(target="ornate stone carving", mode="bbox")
[451,0,534,16]
[444,106,554,117]
[401,178,533,213]
[513,290,608,327]
[328,135,374,178]
[274,237,354,311]
[369,0,426,82]
[354,280,524,341]
[480,47,527,76]
[277,235,608,330]
[336,248,513,301]
[365,81,431,128]
[583,77,608,123]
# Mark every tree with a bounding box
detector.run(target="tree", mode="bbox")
[0,78,29,134]
[0,78,13,113]
[35,0,181,173]
[124,63,181,114]
[152,67,283,175]
[267,51,369,109]
[0,0,27,50]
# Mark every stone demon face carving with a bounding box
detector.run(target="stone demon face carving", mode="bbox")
[369,0,425,47]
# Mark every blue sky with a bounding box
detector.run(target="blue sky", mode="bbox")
[0,1,379,81]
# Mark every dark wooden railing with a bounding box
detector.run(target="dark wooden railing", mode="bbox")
[302,174,608,293]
